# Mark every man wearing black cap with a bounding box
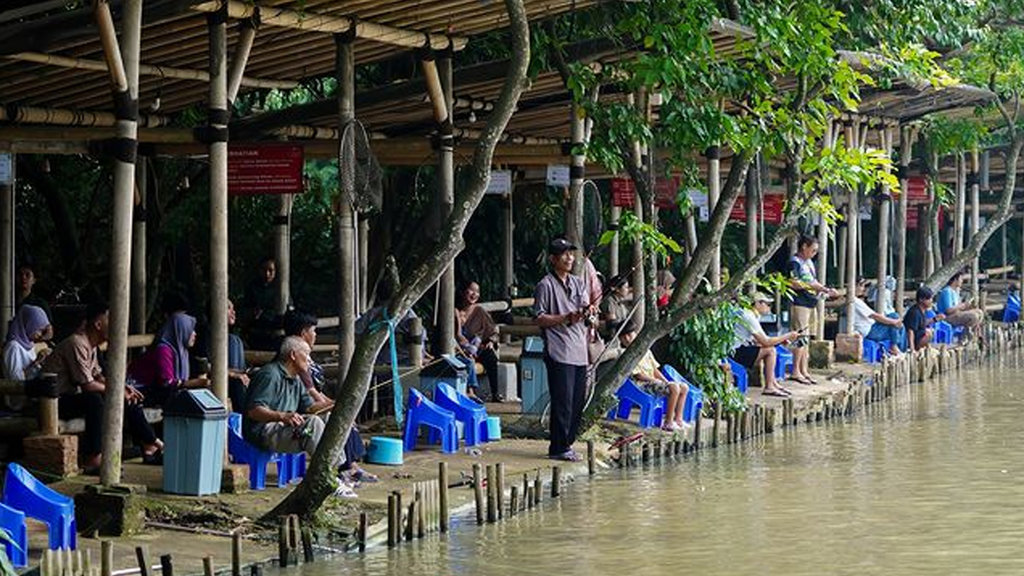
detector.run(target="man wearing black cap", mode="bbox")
[534,236,595,461]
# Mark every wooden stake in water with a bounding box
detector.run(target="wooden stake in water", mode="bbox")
[495,462,505,520]
[485,465,497,523]
[387,494,397,548]
[101,541,113,576]
[300,524,314,563]
[587,440,595,475]
[415,489,425,539]
[439,462,449,533]
[231,533,241,576]
[278,517,290,566]
[551,466,561,498]
[358,512,368,552]
[202,556,214,576]
[472,463,484,525]
[135,546,151,576]
[509,486,519,517]
[534,472,542,505]
[160,555,173,576]
[526,486,534,510]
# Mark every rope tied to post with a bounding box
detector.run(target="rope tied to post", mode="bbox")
[369,309,404,425]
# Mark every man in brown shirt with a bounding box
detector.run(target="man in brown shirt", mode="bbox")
[45,302,162,471]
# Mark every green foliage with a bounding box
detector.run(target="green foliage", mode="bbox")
[921,116,989,156]
[599,211,682,259]
[667,301,746,413]
[0,527,20,576]
[803,141,901,197]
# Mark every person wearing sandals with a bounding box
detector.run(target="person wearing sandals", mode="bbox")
[127,312,210,409]
[788,236,837,385]
[619,328,688,430]
[534,236,595,462]
[730,292,799,397]
[282,310,378,487]
[455,281,502,402]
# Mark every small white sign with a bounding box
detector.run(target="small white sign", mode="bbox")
[486,170,512,195]
[688,189,710,222]
[0,154,11,185]
[546,164,570,187]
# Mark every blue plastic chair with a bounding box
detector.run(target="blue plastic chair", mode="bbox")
[725,358,749,394]
[1,463,75,551]
[774,345,793,379]
[433,381,489,446]
[226,413,302,490]
[659,364,704,424]
[862,339,884,364]
[933,320,954,344]
[403,389,458,454]
[606,379,664,428]
[0,502,26,567]
[1003,294,1020,323]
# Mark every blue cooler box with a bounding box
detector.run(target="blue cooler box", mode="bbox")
[163,389,228,495]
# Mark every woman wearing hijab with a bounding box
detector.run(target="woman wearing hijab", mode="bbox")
[128,312,209,408]
[2,305,53,410]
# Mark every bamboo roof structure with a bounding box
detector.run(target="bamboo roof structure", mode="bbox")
[0,0,598,114]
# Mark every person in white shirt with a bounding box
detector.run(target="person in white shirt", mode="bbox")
[850,280,905,355]
[730,292,799,397]
[2,305,53,410]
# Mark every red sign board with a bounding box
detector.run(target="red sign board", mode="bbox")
[228,144,304,195]
[905,176,928,204]
[610,176,680,209]
[729,194,785,225]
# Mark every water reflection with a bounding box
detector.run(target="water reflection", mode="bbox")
[297,357,1024,575]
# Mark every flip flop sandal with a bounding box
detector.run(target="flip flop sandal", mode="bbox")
[762,389,790,397]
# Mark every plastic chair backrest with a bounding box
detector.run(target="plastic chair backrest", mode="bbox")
[5,464,69,510]
[228,412,242,434]
[659,364,691,386]
[0,502,26,567]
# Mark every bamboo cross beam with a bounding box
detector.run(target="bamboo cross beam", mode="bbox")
[191,1,468,51]
[6,52,298,90]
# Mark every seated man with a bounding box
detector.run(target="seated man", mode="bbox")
[851,280,906,354]
[730,292,798,396]
[619,328,688,431]
[242,336,355,496]
[936,271,984,332]
[903,286,942,352]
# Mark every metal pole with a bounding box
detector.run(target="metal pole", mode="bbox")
[207,5,229,405]
[96,0,141,486]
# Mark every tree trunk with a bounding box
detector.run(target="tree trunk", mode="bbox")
[264,0,531,520]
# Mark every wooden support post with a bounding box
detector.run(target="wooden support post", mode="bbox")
[712,402,721,447]
[954,152,966,256]
[438,462,449,532]
[472,463,484,525]
[551,466,561,498]
[96,0,142,487]
[970,147,981,296]
[130,158,146,335]
[895,126,914,313]
[509,485,519,516]
[875,125,893,315]
[0,151,11,344]
[274,194,292,315]
[503,185,515,299]
[587,440,595,475]
[335,32,357,385]
[845,120,859,334]
[746,160,759,264]
[386,494,397,548]
[358,512,368,552]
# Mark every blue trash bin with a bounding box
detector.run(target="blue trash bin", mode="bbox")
[520,337,549,414]
[163,389,228,495]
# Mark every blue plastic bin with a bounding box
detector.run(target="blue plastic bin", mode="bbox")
[520,337,549,414]
[163,389,228,496]
[485,416,502,440]
[366,437,404,465]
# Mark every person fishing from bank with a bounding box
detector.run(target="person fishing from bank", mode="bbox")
[936,271,984,336]
[850,280,906,355]
[904,286,943,353]
[620,327,688,430]
[534,235,595,462]
[730,292,799,397]
[788,235,837,385]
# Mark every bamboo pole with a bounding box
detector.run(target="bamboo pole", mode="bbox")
[954,152,966,256]
[436,53,456,355]
[207,4,230,406]
[438,462,449,532]
[0,153,13,343]
[875,126,893,314]
[96,0,141,487]
[707,145,721,289]
[609,205,620,276]
[191,0,467,50]
[226,19,258,104]
[845,120,859,334]
[335,32,357,386]
[817,120,836,339]
[503,182,515,300]
[274,194,292,315]
[358,217,369,313]
[895,126,914,314]
[971,146,981,296]
[130,159,146,334]
[6,51,296,90]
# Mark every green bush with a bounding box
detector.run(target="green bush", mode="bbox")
[667,300,746,414]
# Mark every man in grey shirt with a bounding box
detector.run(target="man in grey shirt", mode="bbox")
[534,236,595,461]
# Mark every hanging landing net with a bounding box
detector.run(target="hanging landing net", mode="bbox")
[339,119,383,213]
